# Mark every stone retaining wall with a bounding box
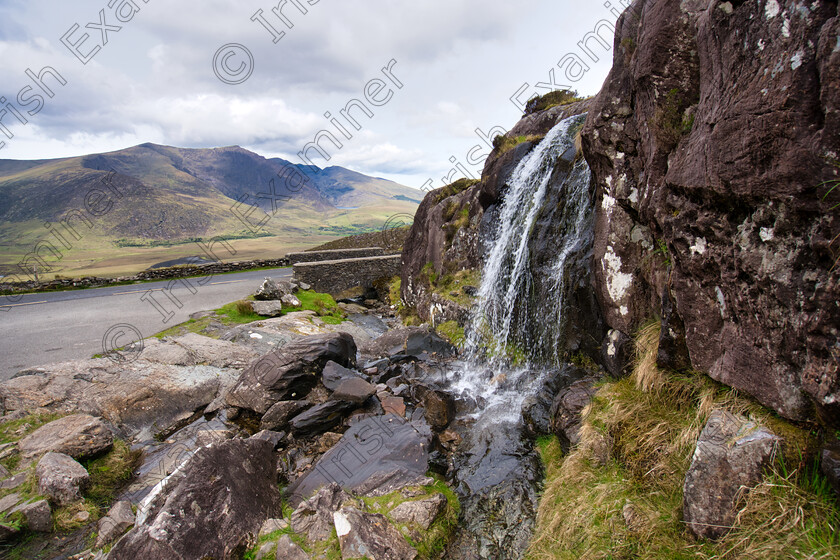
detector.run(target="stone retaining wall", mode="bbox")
[287,248,384,265]
[293,255,401,296]
[0,258,290,294]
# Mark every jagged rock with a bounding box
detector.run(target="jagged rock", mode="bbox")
[521,365,591,439]
[107,438,282,560]
[12,499,52,532]
[334,506,418,560]
[683,410,780,539]
[412,386,455,431]
[820,441,840,498]
[36,452,90,506]
[331,378,377,405]
[381,396,406,417]
[289,400,355,437]
[255,278,289,300]
[281,294,302,308]
[550,378,599,452]
[389,494,447,530]
[95,500,135,548]
[19,415,113,460]
[0,493,21,513]
[260,401,312,432]
[275,534,308,560]
[251,301,285,317]
[0,361,236,440]
[322,361,362,392]
[250,430,286,449]
[226,332,357,414]
[290,483,350,542]
[287,415,431,504]
[600,330,633,379]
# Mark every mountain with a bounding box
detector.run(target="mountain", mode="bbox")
[0,144,420,276]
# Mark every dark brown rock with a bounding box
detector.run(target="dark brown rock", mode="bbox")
[683,410,779,539]
[321,360,361,391]
[260,400,311,432]
[550,378,599,452]
[289,400,355,437]
[656,286,691,371]
[600,329,633,379]
[331,377,376,405]
[107,438,282,560]
[582,0,840,424]
[821,441,840,498]
[226,332,357,414]
[19,414,113,460]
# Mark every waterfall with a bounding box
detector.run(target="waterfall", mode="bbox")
[444,113,596,558]
[450,113,594,420]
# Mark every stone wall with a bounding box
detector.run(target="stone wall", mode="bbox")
[0,258,290,294]
[287,248,384,265]
[293,255,401,296]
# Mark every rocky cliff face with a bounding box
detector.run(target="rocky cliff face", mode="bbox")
[582,0,840,424]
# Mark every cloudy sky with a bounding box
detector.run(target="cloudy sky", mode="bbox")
[0,0,617,189]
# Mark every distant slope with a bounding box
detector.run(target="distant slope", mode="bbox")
[307,226,411,254]
[0,144,421,276]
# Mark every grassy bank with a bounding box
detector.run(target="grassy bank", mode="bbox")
[528,322,840,560]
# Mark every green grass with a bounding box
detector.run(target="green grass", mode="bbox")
[436,321,465,349]
[433,178,480,204]
[527,322,840,560]
[525,89,585,114]
[492,134,545,155]
[282,290,345,323]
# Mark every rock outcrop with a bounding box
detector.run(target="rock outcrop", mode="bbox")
[108,438,282,559]
[18,414,113,460]
[581,0,840,425]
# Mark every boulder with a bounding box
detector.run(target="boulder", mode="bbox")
[254,278,288,300]
[226,332,357,414]
[250,430,286,449]
[260,401,312,432]
[281,294,302,308]
[11,499,52,532]
[289,400,355,437]
[331,378,376,405]
[389,493,447,530]
[275,534,308,560]
[95,500,135,549]
[820,441,840,498]
[321,361,362,392]
[415,387,456,431]
[334,506,417,560]
[287,415,431,504]
[36,452,90,506]
[683,410,779,539]
[290,483,350,542]
[251,301,285,317]
[549,378,599,452]
[19,415,113,460]
[107,438,282,560]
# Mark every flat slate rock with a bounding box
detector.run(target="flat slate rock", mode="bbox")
[287,414,431,504]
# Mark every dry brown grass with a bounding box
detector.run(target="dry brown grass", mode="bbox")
[527,321,839,560]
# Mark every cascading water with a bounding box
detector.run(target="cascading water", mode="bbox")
[444,113,597,559]
[450,113,594,421]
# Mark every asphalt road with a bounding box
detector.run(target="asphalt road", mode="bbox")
[0,267,292,381]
